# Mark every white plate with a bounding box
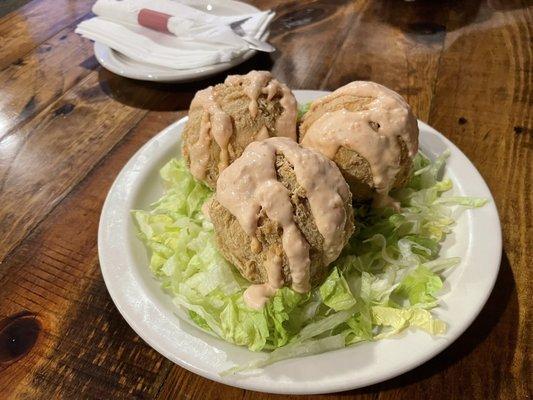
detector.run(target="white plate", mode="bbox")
[98,90,502,395]
[94,0,264,82]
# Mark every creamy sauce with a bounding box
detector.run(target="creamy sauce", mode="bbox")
[188,112,211,179]
[227,70,271,118]
[263,79,297,140]
[188,87,233,180]
[243,253,283,309]
[188,71,298,181]
[300,81,419,206]
[216,137,351,309]
[225,70,297,140]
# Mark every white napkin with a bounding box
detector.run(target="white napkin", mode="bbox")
[75,0,273,70]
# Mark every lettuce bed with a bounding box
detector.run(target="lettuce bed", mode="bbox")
[133,151,486,373]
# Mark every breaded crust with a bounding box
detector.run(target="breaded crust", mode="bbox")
[182,78,287,189]
[209,154,355,286]
[299,93,413,202]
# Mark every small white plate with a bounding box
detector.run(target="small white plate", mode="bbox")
[98,90,502,395]
[94,0,264,83]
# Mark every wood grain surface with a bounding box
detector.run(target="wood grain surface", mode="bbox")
[0,0,531,399]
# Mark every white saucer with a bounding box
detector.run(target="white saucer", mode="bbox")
[94,0,265,82]
[98,90,502,394]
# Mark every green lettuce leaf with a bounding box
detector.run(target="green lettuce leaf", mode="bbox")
[372,306,447,338]
[395,265,443,308]
[297,101,311,121]
[319,267,357,311]
[133,151,486,373]
[221,334,346,375]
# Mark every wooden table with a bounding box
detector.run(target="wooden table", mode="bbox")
[0,0,531,399]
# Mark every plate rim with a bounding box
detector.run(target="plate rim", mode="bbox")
[98,89,502,394]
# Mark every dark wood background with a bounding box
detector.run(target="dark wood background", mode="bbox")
[0,0,531,399]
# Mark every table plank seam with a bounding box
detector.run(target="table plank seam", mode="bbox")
[318,3,364,89]
[426,33,448,126]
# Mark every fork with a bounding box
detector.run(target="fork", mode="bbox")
[229,15,275,53]
[137,9,275,53]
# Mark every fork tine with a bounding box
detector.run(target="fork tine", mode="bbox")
[229,16,252,30]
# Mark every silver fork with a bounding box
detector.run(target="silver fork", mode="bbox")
[230,15,276,53]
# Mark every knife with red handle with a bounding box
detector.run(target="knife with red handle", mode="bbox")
[137,8,172,33]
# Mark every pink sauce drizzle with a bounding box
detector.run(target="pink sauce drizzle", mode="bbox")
[216,138,351,308]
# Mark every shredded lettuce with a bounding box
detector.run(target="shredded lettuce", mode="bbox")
[395,265,443,308]
[222,334,347,375]
[297,102,311,121]
[133,150,486,374]
[371,306,447,339]
[319,268,357,311]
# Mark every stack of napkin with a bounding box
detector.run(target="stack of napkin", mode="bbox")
[76,0,274,70]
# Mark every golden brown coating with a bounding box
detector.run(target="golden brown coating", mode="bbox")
[209,154,355,287]
[299,82,417,203]
[331,139,412,201]
[182,72,296,189]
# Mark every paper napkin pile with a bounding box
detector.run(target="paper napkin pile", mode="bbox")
[76,0,273,70]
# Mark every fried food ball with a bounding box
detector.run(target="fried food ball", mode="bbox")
[182,70,297,188]
[299,81,419,204]
[209,138,355,292]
